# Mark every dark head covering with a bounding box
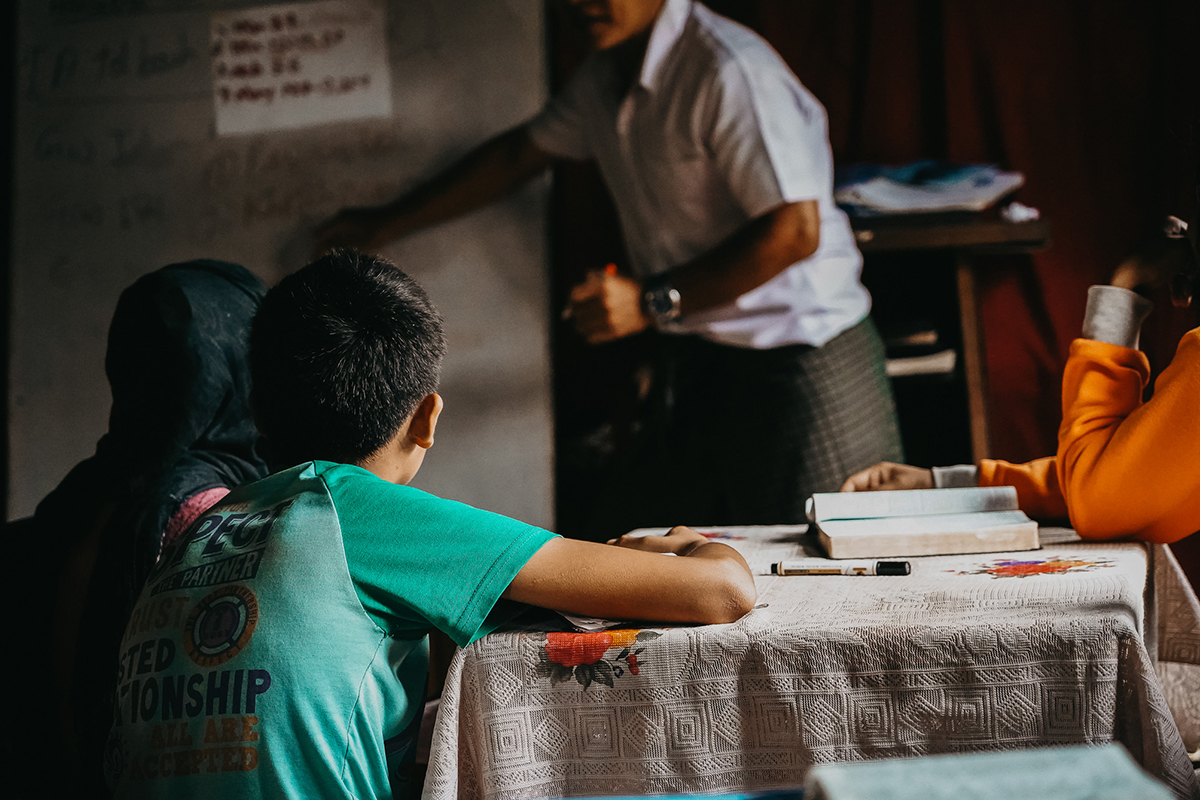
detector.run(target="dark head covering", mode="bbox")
[36,259,267,559]
[25,259,269,796]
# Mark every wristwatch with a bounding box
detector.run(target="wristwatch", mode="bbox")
[642,275,682,325]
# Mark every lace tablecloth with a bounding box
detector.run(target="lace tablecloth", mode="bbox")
[424,529,1200,800]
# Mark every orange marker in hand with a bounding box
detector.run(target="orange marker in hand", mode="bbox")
[563,263,618,319]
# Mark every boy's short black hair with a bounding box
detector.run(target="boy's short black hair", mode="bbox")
[250,249,446,466]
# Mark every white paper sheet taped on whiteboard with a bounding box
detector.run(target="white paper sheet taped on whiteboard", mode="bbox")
[210,0,393,136]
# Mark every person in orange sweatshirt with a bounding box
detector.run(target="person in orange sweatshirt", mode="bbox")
[842,190,1199,545]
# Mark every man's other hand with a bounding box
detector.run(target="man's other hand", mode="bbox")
[565,270,651,344]
[840,462,934,492]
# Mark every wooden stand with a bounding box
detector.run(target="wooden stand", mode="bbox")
[853,217,1051,462]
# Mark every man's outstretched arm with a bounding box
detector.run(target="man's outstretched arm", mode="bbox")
[314,125,555,253]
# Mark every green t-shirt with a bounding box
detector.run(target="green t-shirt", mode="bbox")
[109,461,556,800]
[328,461,552,646]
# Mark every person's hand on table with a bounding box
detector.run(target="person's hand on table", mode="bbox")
[840,462,934,492]
[565,269,651,344]
[608,525,709,556]
[313,207,392,255]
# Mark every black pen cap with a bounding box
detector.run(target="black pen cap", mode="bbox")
[876,561,911,576]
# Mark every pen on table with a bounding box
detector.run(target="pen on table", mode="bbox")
[771,559,911,576]
[562,262,618,320]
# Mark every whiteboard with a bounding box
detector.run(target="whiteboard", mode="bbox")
[11,0,555,527]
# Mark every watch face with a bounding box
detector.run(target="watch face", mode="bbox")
[646,287,673,315]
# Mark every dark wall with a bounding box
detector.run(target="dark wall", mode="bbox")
[0,0,14,522]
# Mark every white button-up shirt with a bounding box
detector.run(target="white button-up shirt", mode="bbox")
[528,0,870,349]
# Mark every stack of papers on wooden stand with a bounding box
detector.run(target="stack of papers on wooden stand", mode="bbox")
[806,487,1039,558]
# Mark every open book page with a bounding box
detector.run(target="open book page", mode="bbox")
[807,486,1019,523]
[818,510,1033,537]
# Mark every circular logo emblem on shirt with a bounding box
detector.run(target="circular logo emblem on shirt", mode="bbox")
[184,584,259,668]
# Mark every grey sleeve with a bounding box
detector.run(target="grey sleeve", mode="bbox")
[932,464,979,488]
[1081,285,1154,349]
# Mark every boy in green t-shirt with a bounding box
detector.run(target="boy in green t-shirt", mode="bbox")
[108,250,755,800]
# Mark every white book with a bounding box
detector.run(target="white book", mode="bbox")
[816,510,1039,559]
[807,486,1019,523]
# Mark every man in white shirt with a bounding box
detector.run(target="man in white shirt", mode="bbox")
[317,0,901,527]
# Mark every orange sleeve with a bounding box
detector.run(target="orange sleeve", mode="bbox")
[978,456,1067,520]
[1055,330,1200,543]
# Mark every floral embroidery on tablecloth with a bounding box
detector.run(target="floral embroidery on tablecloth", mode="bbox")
[948,556,1116,578]
[535,629,661,688]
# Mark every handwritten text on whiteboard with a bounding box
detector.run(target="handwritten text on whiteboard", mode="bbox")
[210,0,392,136]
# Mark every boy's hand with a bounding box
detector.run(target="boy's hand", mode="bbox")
[565,270,651,344]
[840,462,934,492]
[608,525,708,556]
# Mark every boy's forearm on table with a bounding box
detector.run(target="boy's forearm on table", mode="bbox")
[504,537,756,624]
[684,543,758,622]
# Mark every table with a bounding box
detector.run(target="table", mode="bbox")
[423,528,1200,800]
[853,216,1051,462]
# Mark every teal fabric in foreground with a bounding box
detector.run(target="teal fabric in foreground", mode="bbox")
[804,744,1174,800]
[567,792,804,800]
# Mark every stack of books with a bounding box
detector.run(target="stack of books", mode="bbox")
[835,161,1025,217]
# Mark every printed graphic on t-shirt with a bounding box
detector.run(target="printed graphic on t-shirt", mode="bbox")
[111,587,273,782]
[184,584,259,668]
[146,499,293,596]
[109,497,293,784]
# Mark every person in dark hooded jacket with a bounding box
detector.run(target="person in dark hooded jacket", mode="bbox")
[7,260,268,799]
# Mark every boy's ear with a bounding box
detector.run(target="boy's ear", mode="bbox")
[408,393,443,450]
